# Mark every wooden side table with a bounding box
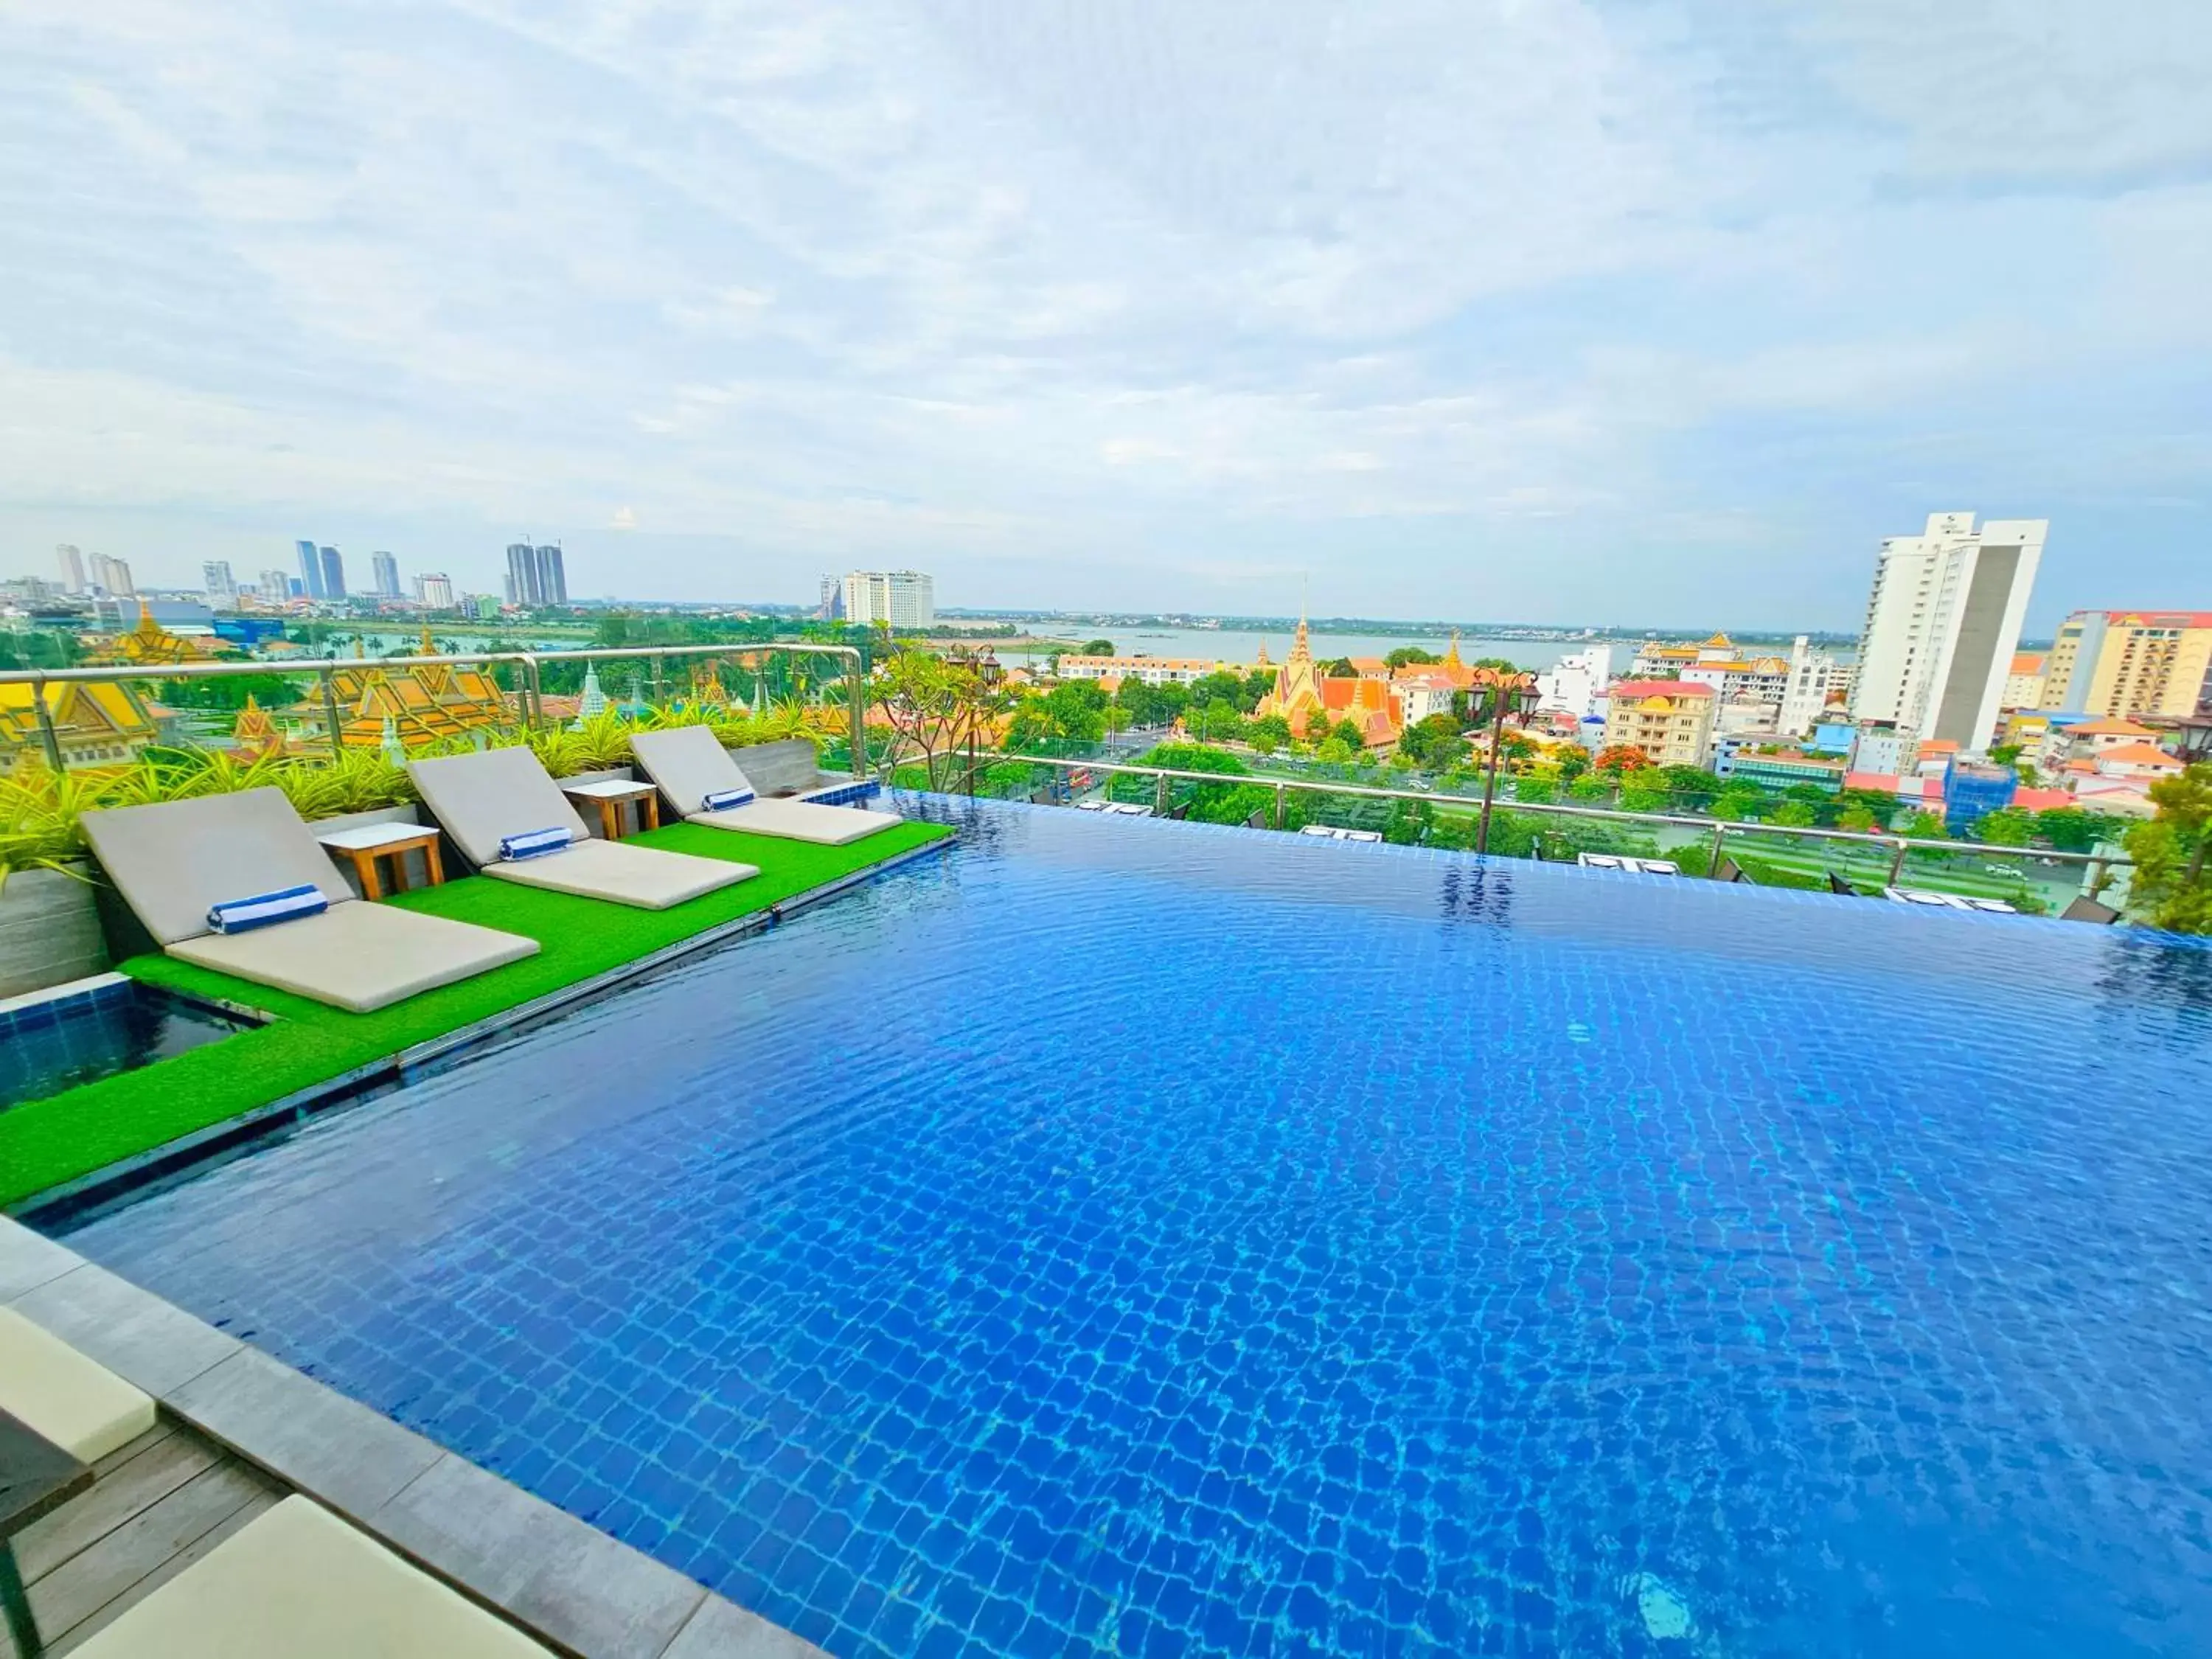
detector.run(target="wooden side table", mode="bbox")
[560,778,661,842]
[316,822,446,901]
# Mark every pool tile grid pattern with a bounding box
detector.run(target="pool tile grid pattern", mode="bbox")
[62,799,2212,1658]
[1,975,249,1113]
[0,1216,827,1659]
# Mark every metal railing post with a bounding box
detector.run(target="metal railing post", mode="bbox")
[650,652,665,707]
[1273,781,1286,831]
[847,653,868,779]
[519,654,544,730]
[1154,772,1169,815]
[29,672,66,772]
[1886,837,1910,888]
[319,667,344,760]
[1708,821,1728,879]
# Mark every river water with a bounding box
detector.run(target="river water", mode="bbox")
[990,625,1586,673]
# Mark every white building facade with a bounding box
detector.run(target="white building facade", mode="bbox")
[1778,636,1850,737]
[1534,644,1613,722]
[1848,511,2044,752]
[842,570,935,630]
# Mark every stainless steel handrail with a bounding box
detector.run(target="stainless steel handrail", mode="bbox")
[0,641,869,779]
[992,751,2130,885]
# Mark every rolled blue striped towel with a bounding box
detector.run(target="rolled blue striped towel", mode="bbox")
[501,827,572,860]
[701,787,756,813]
[208,885,328,934]
[799,779,883,808]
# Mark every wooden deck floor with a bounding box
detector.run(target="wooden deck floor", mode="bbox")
[1,1417,284,1657]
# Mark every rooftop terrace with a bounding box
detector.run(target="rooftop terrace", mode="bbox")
[10,796,2208,1656]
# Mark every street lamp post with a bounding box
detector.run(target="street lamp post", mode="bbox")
[1472,667,1540,857]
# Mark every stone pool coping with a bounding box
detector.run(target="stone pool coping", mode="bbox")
[11,832,954,1225]
[0,1214,825,1658]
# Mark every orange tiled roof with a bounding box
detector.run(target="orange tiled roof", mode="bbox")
[2096,742,2183,768]
[2069,717,2155,737]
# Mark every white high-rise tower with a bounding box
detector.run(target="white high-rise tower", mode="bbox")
[1848,512,2045,751]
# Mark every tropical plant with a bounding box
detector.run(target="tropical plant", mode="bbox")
[2124,760,2212,933]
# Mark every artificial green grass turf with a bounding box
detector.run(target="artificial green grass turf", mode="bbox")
[0,818,953,1206]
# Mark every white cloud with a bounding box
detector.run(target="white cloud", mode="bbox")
[1,0,2208,622]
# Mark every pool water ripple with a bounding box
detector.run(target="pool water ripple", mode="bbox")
[63,799,2212,1658]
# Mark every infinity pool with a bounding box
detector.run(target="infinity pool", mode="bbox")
[65,799,2212,1656]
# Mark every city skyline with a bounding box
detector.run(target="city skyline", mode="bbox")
[4,4,2209,627]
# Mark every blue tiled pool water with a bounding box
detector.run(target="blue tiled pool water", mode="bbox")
[1,976,252,1111]
[64,800,2212,1656]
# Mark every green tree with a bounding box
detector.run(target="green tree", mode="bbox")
[1082,639,1115,655]
[1711,785,1762,822]
[1316,735,1356,763]
[1619,776,1670,813]
[1837,804,1878,832]
[1114,678,1187,728]
[1399,713,1470,771]
[1897,808,1948,840]
[1988,743,2023,765]
[2124,761,2212,933]
[1569,772,1612,802]
[1837,787,1899,830]
[1242,668,1276,706]
[2034,806,2118,852]
[1773,799,1818,828]
[158,672,302,711]
[1007,681,1110,749]
[1247,712,1292,754]
[1974,806,2032,846]
[1514,774,1559,805]
[1318,657,1357,678]
[1555,747,1591,782]
[1136,742,1272,825]
[869,648,1011,790]
[1385,646,1439,669]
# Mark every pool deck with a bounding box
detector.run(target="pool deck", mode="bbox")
[0,1217,824,1658]
[5,825,954,1222]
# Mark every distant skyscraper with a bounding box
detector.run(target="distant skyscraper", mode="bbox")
[319,546,346,599]
[296,538,324,601]
[259,568,293,605]
[841,570,934,629]
[416,572,456,609]
[88,553,135,597]
[534,543,567,606]
[504,543,539,608]
[818,574,844,622]
[201,560,237,602]
[371,550,401,598]
[56,544,86,594]
[1849,512,2044,751]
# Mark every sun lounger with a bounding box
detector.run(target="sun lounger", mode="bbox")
[78,790,538,1013]
[0,1307,156,1464]
[1576,854,1680,875]
[408,747,754,908]
[628,726,902,846]
[70,1495,549,1658]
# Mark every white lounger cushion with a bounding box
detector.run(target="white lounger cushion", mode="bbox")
[408,748,593,869]
[71,1495,550,1658]
[79,788,355,947]
[0,1307,158,1464]
[481,835,754,909]
[166,901,540,1013]
[684,796,902,846]
[632,725,900,844]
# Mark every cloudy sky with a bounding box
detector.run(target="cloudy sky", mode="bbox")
[3,0,2208,629]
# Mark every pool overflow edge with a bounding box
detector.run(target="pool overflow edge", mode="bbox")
[0,1217,830,1658]
[10,833,957,1228]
